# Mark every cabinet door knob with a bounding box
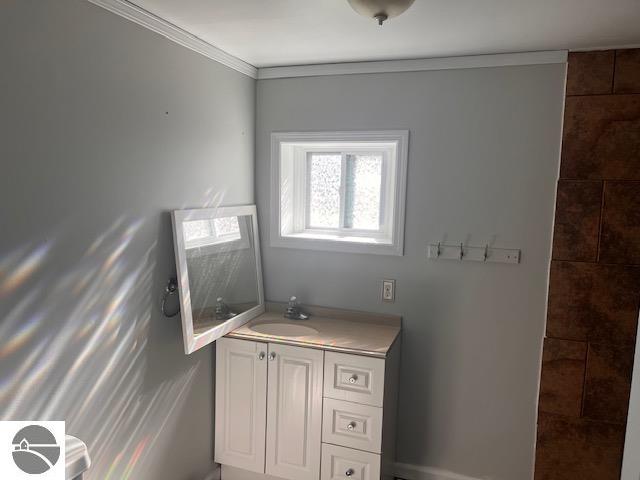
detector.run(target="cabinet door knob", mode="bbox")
[347,421,356,431]
[257,352,265,360]
[345,468,354,477]
[269,352,276,361]
[349,374,358,384]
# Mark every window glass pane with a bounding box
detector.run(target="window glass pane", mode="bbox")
[345,154,383,230]
[183,219,213,242]
[308,154,342,228]
[213,216,240,237]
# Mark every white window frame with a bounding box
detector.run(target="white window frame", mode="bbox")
[271,131,409,256]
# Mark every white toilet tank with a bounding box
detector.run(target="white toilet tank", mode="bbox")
[65,436,90,480]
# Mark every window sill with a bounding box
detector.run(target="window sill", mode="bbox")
[271,232,402,256]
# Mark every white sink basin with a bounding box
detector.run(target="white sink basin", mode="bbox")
[250,321,318,337]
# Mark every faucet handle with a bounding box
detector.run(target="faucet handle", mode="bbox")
[284,296,309,320]
[287,296,298,311]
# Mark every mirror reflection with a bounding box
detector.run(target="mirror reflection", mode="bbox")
[182,214,259,335]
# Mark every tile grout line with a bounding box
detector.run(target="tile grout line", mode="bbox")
[611,50,617,93]
[552,259,640,268]
[544,333,635,349]
[596,181,606,263]
[580,342,590,418]
[565,92,640,98]
[558,179,640,183]
[540,409,628,427]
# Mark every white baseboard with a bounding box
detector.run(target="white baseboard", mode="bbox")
[394,462,484,480]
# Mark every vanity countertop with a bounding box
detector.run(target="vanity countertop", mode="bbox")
[226,303,401,358]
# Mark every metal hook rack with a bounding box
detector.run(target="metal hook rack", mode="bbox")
[428,242,520,264]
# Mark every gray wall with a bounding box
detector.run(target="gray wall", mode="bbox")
[256,66,565,479]
[0,1,254,479]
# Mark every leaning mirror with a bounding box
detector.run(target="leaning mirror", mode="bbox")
[171,205,264,354]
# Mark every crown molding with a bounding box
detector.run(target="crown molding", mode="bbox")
[86,0,258,78]
[257,50,567,79]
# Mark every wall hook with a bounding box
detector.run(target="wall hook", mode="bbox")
[437,242,441,257]
[484,244,489,262]
[161,277,180,317]
[459,243,464,260]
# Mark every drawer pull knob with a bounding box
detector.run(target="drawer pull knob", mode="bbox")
[349,375,358,384]
[257,352,265,360]
[347,422,356,431]
[269,352,276,361]
[345,468,355,477]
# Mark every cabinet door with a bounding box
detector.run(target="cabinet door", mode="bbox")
[266,343,324,480]
[215,338,268,473]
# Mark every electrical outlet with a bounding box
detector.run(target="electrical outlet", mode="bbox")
[382,279,395,303]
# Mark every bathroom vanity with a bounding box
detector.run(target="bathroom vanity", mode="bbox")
[215,305,401,480]
[170,206,401,480]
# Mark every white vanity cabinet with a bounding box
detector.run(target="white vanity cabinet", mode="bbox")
[215,336,400,480]
[171,209,401,479]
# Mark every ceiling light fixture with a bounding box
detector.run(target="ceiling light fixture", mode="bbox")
[347,0,415,25]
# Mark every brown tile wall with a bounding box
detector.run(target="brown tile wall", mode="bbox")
[535,49,640,480]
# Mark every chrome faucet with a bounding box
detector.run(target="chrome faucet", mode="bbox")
[284,296,309,320]
[215,297,236,320]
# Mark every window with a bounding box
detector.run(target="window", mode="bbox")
[271,131,408,255]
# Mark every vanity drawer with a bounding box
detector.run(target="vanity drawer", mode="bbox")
[321,443,380,480]
[322,398,382,453]
[324,352,385,407]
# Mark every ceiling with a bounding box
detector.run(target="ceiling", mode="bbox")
[130,0,640,68]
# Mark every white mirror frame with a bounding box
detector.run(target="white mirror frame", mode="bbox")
[622,312,640,479]
[171,205,265,354]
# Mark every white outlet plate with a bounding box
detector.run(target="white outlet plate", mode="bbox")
[382,279,395,303]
